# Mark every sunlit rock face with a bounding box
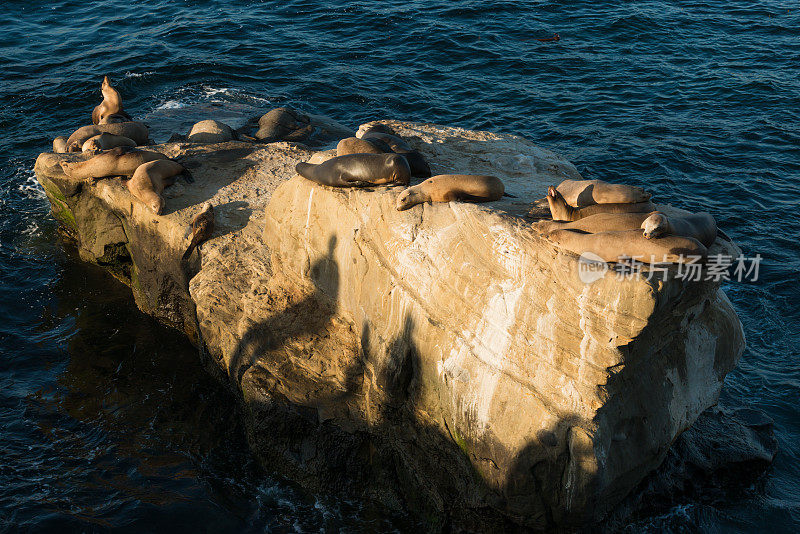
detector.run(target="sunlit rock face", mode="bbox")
[35,119,744,531]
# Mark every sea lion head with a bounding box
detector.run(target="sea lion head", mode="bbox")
[149,196,165,215]
[641,212,669,239]
[82,138,102,154]
[102,75,111,88]
[59,161,73,176]
[396,186,423,211]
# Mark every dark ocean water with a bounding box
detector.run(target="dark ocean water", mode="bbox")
[1,0,798,531]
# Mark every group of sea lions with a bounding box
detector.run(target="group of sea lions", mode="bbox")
[51,77,719,267]
[295,123,507,212]
[53,77,207,259]
[533,181,717,264]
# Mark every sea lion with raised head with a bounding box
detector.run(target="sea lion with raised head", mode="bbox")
[296,153,411,187]
[641,211,717,247]
[59,146,167,180]
[556,179,651,207]
[533,212,654,234]
[545,229,708,264]
[81,132,137,154]
[547,186,655,222]
[182,202,215,260]
[396,175,504,211]
[65,122,149,152]
[92,76,132,125]
[359,130,431,178]
[126,160,190,215]
[53,136,69,153]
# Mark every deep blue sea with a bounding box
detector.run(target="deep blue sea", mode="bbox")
[1,1,798,531]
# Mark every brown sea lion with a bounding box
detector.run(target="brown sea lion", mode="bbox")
[641,211,717,247]
[92,76,132,125]
[296,153,411,187]
[65,122,149,152]
[182,202,215,260]
[357,123,398,137]
[547,186,655,222]
[59,147,167,180]
[396,175,504,211]
[533,212,654,234]
[359,131,431,178]
[545,229,708,264]
[336,137,386,156]
[187,119,237,143]
[126,160,189,215]
[556,179,651,207]
[81,132,137,154]
[53,136,69,153]
[255,107,313,141]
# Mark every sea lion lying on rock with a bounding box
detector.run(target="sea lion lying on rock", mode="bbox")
[358,128,431,178]
[642,211,717,247]
[547,186,655,222]
[255,107,313,142]
[53,136,69,153]
[533,212,654,234]
[545,229,708,264]
[336,136,392,156]
[92,76,132,125]
[296,153,411,187]
[187,119,237,144]
[65,122,149,152]
[356,123,397,137]
[59,146,168,180]
[81,132,137,154]
[556,179,651,207]
[396,175,505,211]
[126,160,191,215]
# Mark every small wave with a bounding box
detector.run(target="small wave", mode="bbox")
[18,173,46,201]
[154,99,185,111]
[124,70,156,79]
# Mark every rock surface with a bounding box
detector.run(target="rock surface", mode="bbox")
[34,119,749,531]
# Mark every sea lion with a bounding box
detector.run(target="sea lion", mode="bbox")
[53,136,69,153]
[533,212,654,234]
[255,107,313,142]
[99,114,130,125]
[536,33,560,43]
[182,202,215,260]
[547,186,655,222]
[81,132,137,154]
[187,119,237,144]
[91,76,132,125]
[396,174,505,211]
[65,122,149,152]
[59,146,167,180]
[545,229,708,264]
[126,160,189,215]
[356,123,398,138]
[359,131,431,178]
[642,211,717,247]
[336,137,386,156]
[296,153,411,187]
[556,179,651,207]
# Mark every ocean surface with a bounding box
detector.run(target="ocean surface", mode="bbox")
[1,0,798,531]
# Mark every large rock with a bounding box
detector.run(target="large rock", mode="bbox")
[34,120,748,530]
